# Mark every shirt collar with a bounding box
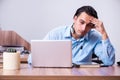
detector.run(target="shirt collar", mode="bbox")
[64,25,89,41]
[80,33,88,41]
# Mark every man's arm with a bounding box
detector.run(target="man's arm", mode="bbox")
[94,39,115,66]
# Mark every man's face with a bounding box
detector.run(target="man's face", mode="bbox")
[73,12,95,37]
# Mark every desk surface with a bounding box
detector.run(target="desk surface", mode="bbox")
[0,64,120,80]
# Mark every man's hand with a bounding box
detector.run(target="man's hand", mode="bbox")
[91,18,108,40]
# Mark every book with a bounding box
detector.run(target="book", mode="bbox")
[79,63,100,68]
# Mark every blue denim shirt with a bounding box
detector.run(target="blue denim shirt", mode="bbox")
[28,25,115,66]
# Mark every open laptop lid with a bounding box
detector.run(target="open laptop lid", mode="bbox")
[31,40,72,68]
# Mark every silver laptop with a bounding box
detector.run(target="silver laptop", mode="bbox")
[31,40,72,68]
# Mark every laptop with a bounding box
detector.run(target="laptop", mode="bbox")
[31,40,72,68]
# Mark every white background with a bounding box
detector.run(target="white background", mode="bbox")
[0,0,120,63]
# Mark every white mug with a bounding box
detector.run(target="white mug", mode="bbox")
[3,52,20,70]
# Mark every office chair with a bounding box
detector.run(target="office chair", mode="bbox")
[117,61,120,66]
[92,53,103,64]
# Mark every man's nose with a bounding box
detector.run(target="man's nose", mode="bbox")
[81,25,86,31]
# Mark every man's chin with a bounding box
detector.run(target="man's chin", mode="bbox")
[76,33,84,38]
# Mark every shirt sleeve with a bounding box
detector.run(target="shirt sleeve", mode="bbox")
[94,38,115,66]
[43,29,58,40]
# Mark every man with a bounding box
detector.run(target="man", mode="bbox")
[28,6,115,66]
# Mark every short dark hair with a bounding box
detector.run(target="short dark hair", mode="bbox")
[74,6,98,19]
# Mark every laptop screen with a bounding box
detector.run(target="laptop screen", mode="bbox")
[31,40,72,68]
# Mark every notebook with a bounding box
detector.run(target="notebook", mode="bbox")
[31,40,72,68]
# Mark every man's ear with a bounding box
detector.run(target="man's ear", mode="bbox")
[73,16,77,22]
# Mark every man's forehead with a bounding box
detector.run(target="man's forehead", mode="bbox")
[78,12,94,23]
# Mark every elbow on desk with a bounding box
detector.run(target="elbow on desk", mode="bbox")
[101,53,115,66]
[102,58,115,66]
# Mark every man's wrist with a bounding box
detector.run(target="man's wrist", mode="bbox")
[102,32,108,40]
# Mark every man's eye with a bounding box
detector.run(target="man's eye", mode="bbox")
[87,23,95,28]
[80,21,84,24]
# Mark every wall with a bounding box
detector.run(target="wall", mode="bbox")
[0,0,120,63]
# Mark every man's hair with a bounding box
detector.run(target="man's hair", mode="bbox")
[74,6,98,19]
